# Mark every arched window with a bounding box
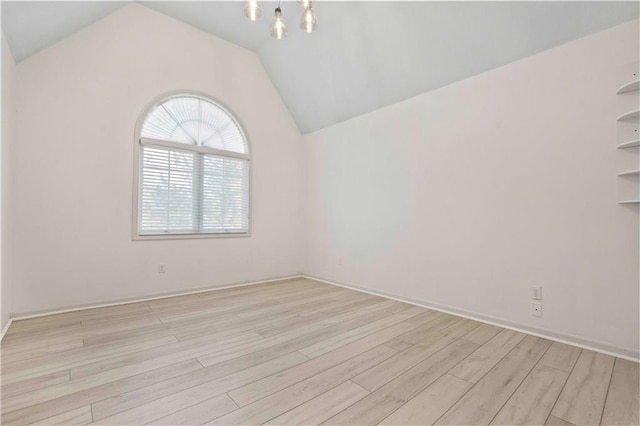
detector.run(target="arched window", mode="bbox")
[134,93,250,238]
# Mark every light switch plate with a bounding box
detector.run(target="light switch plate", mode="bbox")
[531,287,542,300]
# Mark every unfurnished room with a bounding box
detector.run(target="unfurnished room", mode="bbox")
[0,1,638,425]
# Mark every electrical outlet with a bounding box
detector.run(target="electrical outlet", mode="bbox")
[531,286,542,300]
[158,264,166,274]
[531,302,542,317]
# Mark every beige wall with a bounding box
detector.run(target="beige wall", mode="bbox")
[303,20,640,358]
[2,33,16,330]
[9,4,304,313]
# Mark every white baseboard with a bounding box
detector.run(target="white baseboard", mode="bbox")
[9,274,304,323]
[302,274,640,363]
[0,318,13,342]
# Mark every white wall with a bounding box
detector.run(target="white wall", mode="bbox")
[303,20,640,358]
[1,33,16,330]
[9,4,303,313]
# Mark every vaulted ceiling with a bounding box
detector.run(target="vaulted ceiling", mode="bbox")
[2,1,639,133]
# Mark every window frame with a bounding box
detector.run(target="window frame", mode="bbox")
[132,90,252,241]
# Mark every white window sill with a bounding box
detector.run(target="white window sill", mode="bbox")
[132,232,251,241]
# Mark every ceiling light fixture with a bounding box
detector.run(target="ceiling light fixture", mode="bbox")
[300,4,318,33]
[269,4,288,40]
[245,0,318,39]
[243,0,263,21]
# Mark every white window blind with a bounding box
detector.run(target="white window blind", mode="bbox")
[136,94,250,237]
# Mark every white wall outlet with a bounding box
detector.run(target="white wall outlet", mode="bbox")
[531,286,542,300]
[158,264,166,274]
[531,302,542,317]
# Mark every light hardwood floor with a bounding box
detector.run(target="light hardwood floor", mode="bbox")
[1,278,637,425]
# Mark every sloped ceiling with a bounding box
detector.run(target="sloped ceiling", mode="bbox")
[2,1,639,133]
[2,2,127,62]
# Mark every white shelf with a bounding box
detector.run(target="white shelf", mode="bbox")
[617,110,640,121]
[617,139,640,149]
[615,66,639,207]
[616,79,640,94]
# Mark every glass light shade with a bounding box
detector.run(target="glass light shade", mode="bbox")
[243,0,263,21]
[300,7,318,33]
[297,0,313,8]
[270,8,288,39]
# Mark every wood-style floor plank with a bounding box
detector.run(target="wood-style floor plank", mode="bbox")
[25,405,93,426]
[3,335,180,380]
[449,329,525,383]
[436,335,552,424]
[600,358,639,426]
[550,350,615,425]
[384,315,464,352]
[298,306,425,358]
[538,342,581,373]
[1,370,70,399]
[148,394,238,426]
[351,319,479,392]
[490,364,569,425]
[225,322,412,407]
[461,323,503,345]
[90,351,309,420]
[378,374,472,425]
[68,331,261,380]
[324,339,480,425]
[1,278,635,426]
[2,359,203,425]
[266,380,369,425]
[545,414,575,425]
[210,346,398,425]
